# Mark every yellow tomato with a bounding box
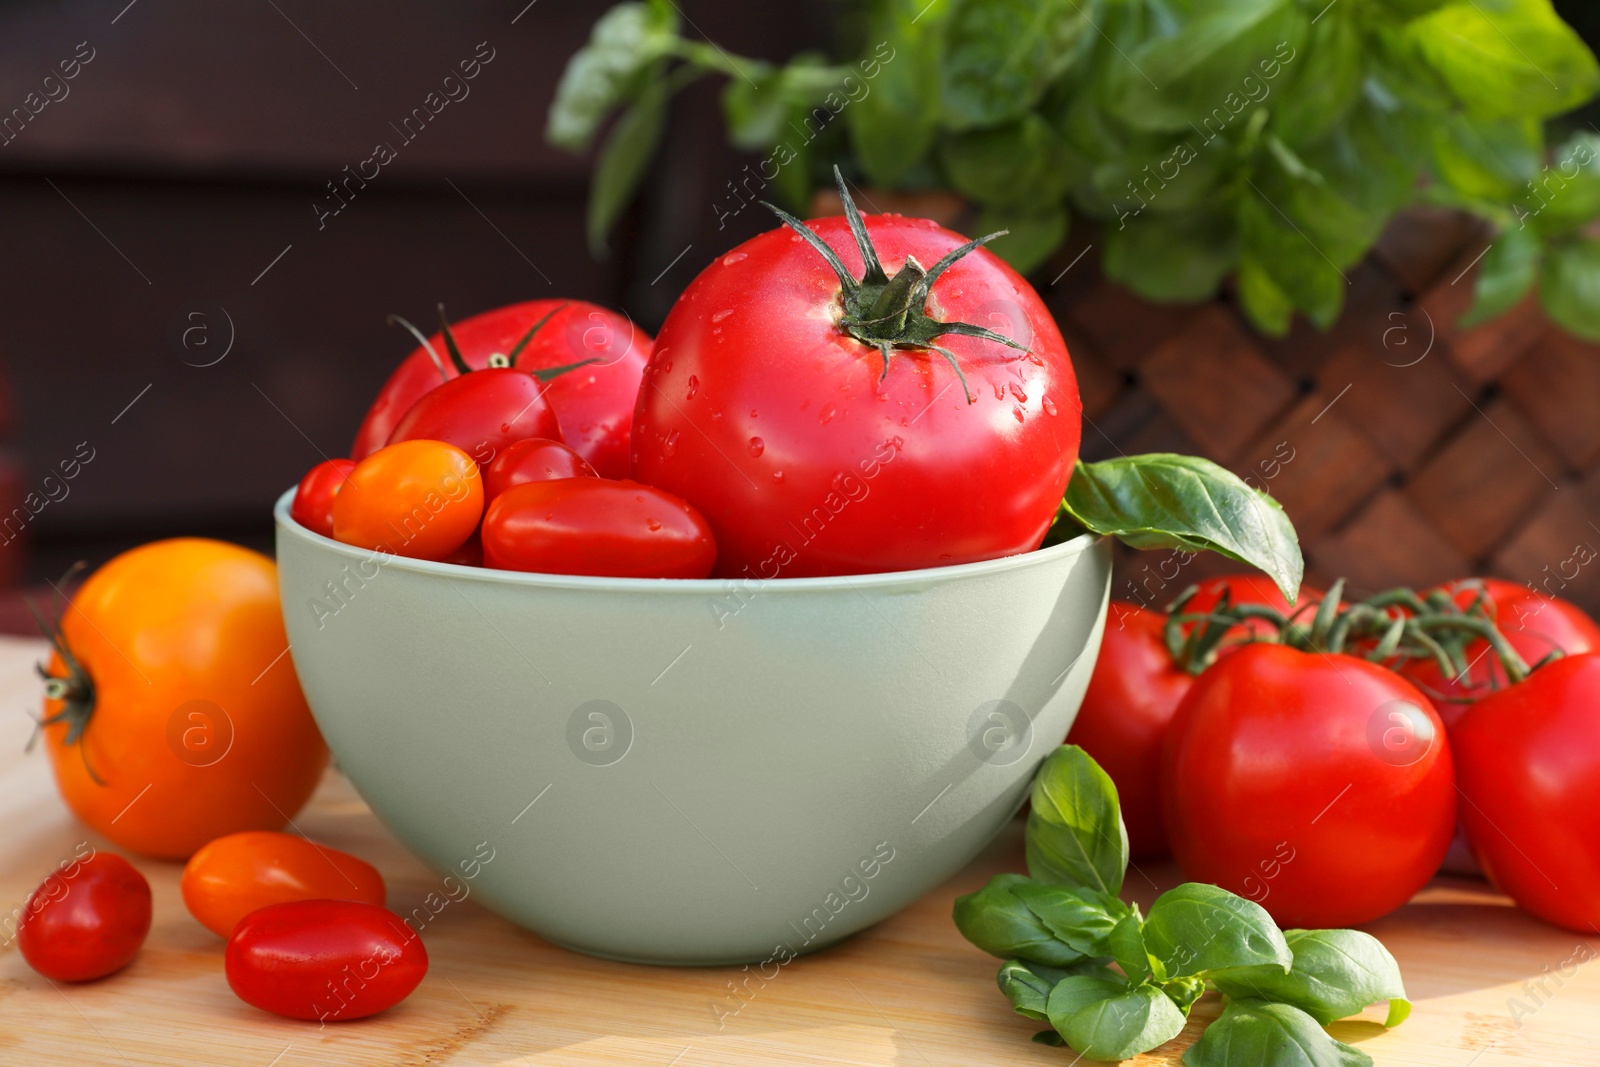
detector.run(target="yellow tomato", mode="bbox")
[331,440,483,560]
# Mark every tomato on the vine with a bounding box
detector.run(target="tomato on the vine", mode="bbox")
[353,301,650,477]
[290,459,356,539]
[484,438,596,501]
[1065,602,1192,859]
[38,539,326,860]
[482,479,716,579]
[225,900,427,1021]
[331,440,483,561]
[182,831,386,937]
[632,171,1079,579]
[1162,643,1455,927]
[1181,573,1323,647]
[1453,652,1600,932]
[17,851,151,982]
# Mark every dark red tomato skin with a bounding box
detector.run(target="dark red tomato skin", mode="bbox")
[353,300,650,477]
[18,852,152,982]
[633,215,1079,579]
[225,900,427,1021]
[1454,653,1600,932]
[386,368,562,469]
[1183,574,1324,648]
[1066,603,1193,860]
[1402,578,1600,722]
[1162,644,1455,928]
[290,459,356,539]
[484,438,597,501]
[483,479,716,579]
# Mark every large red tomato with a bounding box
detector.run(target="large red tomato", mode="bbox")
[1162,643,1455,928]
[632,186,1079,578]
[1065,602,1192,859]
[1401,578,1600,721]
[1453,652,1600,932]
[353,301,650,477]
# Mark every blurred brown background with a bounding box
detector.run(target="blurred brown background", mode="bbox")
[3,0,1599,620]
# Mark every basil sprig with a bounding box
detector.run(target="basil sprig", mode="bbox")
[954,746,1410,1062]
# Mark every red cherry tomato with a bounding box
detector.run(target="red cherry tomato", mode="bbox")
[353,300,650,477]
[290,459,356,539]
[1401,578,1600,722]
[18,851,152,982]
[225,900,427,1021]
[1182,574,1323,647]
[1454,653,1600,932]
[182,831,387,938]
[386,367,563,468]
[484,438,597,501]
[1162,643,1455,928]
[632,207,1079,578]
[1065,603,1193,859]
[483,479,716,578]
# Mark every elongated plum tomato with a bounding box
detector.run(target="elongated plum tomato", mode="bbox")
[386,367,563,469]
[632,175,1079,578]
[484,437,596,501]
[290,458,356,539]
[226,900,427,1021]
[18,852,152,981]
[39,539,326,859]
[482,479,716,578]
[182,831,386,937]
[1401,577,1600,720]
[353,301,650,477]
[331,440,483,560]
[1453,652,1600,932]
[1162,644,1455,927]
[1065,603,1192,859]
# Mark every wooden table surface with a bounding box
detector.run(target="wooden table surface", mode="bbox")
[1,635,1595,1066]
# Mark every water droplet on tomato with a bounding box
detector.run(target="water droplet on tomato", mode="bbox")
[686,375,699,400]
[1009,382,1027,403]
[647,518,662,532]
[772,470,784,482]
[1042,395,1059,416]
[722,252,748,266]
[664,430,680,458]
[820,405,836,425]
[661,359,674,373]
[711,309,733,323]
[1012,405,1026,423]
[710,409,723,421]
[748,437,764,458]
[992,382,1005,401]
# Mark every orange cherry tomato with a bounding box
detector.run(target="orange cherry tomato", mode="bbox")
[331,440,483,560]
[39,539,327,860]
[182,831,386,937]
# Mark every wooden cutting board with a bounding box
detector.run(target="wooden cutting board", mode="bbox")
[1,634,1594,1066]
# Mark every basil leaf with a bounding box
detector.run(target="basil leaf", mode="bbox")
[1102,206,1238,303]
[1183,999,1372,1067]
[953,874,1093,967]
[1107,911,1152,984]
[1057,983,1188,1062]
[1032,1029,1066,1046]
[1539,236,1600,341]
[722,55,844,150]
[1528,133,1600,237]
[1010,882,1121,958]
[587,69,669,255]
[1270,8,1362,147]
[1236,253,1294,336]
[848,0,946,186]
[1002,959,1126,1021]
[940,115,1079,209]
[1046,973,1127,1026]
[1407,0,1600,122]
[547,2,678,151]
[1025,745,1128,897]
[1211,928,1411,1027]
[1238,192,1345,330]
[1461,227,1541,329]
[1163,974,1207,1014]
[1060,454,1303,604]
[1430,114,1542,206]
[939,0,1092,130]
[1142,883,1292,977]
[972,203,1070,276]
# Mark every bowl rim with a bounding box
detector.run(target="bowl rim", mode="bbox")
[274,488,1099,595]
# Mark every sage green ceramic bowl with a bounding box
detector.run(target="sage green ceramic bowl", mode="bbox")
[274,490,1111,965]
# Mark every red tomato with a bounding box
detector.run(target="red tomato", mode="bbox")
[386,367,563,468]
[1401,578,1600,721]
[18,851,152,982]
[1162,644,1455,927]
[1181,573,1323,647]
[1065,603,1192,859]
[1454,653,1600,932]
[632,197,1079,578]
[484,438,597,501]
[182,831,386,937]
[291,459,356,539]
[353,301,650,477]
[483,479,716,578]
[225,900,426,1021]
[331,441,484,561]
